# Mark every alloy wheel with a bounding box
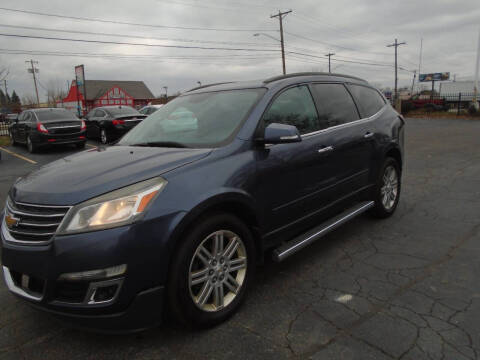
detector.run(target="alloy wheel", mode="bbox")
[380,165,398,210]
[188,230,247,312]
[100,129,107,144]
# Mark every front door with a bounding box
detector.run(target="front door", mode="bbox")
[255,85,338,237]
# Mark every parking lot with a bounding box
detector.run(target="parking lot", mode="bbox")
[0,117,479,359]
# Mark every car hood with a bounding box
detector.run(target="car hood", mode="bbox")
[11,146,212,205]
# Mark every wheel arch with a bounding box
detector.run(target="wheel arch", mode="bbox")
[166,191,263,262]
[384,145,403,172]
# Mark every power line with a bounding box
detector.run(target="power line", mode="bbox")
[0,33,281,52]
[0,48,279,59]
[0,24,278,48]
[0,6,276,32]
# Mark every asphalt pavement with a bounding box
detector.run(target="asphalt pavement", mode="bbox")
[0,118,479,359]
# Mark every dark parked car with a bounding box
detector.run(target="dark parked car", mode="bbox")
[84,105,147,144]
[1,73,404,332]
[9,108,86,153]
[139,104,163,116]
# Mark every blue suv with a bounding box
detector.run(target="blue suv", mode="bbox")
[1,73,404,331]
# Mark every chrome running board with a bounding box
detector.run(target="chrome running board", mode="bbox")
[272,201,374,262]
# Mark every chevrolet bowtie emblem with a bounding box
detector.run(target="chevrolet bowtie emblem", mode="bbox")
[5,213,20,229]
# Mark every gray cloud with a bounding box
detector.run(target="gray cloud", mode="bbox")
[0,0,479,101]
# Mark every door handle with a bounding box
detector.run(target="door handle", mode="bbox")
[364,132,374,139]
[317,146,334,154]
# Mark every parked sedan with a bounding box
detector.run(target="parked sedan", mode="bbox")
[9,108,86,153]
[85,106,147,144]
[139,104,163,116]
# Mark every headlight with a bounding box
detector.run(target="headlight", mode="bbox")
[57,177,167,235]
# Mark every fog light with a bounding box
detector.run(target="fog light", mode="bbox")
[58,264,127,282]
[93,284,118,302]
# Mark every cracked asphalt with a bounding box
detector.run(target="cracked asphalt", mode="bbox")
[1,117,480,359]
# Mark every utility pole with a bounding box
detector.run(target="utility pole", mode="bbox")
[325,53,335,73]
[473,26,480,110]
[387,39,406,104]
[271,10,292,75]
[3,80,7,99]
[163,86,168,99]
[26,60,40,106]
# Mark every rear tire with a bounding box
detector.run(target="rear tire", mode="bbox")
[100,128,108,144]
[370,157,401,218]
[76,141,86,149]
[167,213,256,328]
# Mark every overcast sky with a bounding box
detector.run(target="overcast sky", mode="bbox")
[0,0,479,101]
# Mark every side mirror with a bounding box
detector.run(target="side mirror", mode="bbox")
[261,123,302,144]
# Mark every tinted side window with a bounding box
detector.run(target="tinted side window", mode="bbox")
[310,83,359,128]
[348,84,385,118]
[263,85,319,135]
[22,112,30,123]
[94,109,105,117]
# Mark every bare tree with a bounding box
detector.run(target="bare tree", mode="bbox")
[45,79,66,107]
[21,94,38,108]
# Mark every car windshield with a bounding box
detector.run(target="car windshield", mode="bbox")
[35,109,78,121]
[118,88,265,148]
[106,106,140,116]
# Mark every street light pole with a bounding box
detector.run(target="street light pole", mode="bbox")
[163,86,168,99]
[270,10,292,75]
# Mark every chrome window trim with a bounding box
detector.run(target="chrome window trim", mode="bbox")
[301,105,387,139]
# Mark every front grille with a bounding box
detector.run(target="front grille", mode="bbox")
[5,198,70,244]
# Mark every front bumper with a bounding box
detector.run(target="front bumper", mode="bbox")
[1,210,186,331]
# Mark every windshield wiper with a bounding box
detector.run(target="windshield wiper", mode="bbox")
[129,141,189,148]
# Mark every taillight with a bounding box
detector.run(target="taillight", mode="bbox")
[112,119,125,126]
[37,123,48,134]
[81,120,86,131]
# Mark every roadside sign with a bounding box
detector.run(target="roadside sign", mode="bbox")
[419,72,450,82]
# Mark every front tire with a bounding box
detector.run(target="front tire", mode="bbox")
[370,157,401,218]
[167,213,256,328]
[9,131,16,146]
[27,136,37,153]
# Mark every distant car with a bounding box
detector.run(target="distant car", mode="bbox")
[9,108,86,153]
[85,106,147,144]
[6,114,18,123]
[139,105,163,116]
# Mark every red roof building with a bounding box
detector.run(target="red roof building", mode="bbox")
[58,80,154,115]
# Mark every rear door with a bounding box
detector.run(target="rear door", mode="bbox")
[92,109,107,138]
[310,83,382,199]
[17,111,30,143]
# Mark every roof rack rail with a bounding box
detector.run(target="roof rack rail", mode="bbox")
[263,72,367,84]
[186,82,236,92]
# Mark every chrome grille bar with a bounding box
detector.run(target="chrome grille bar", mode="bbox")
[4,197,71,245]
